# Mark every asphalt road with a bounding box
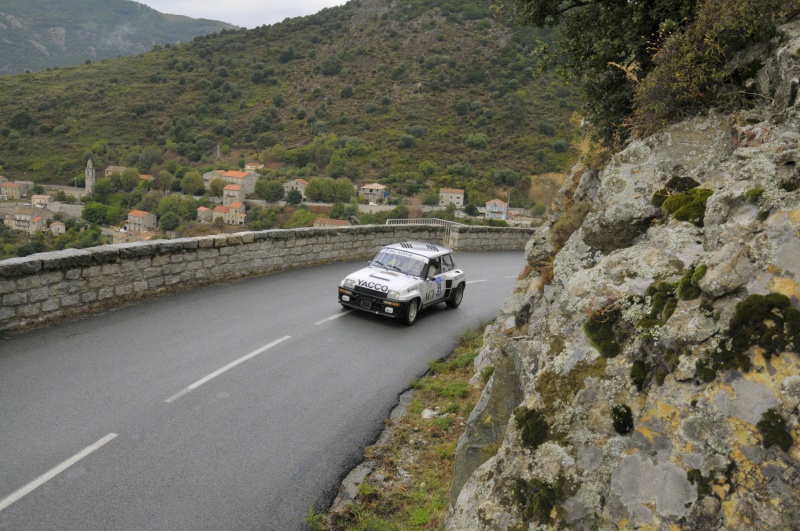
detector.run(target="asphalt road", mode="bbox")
[0,251,524,530]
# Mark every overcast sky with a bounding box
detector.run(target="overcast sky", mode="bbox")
[139,0,348,29]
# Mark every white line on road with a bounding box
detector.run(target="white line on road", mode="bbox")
[466,280,487,284]
[0,433,118,513]
[315,310,353,325]
[165,335,292,403]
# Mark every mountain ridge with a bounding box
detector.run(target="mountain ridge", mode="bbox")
[0,0,238,74]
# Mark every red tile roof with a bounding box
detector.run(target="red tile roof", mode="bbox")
[128,210,151,218]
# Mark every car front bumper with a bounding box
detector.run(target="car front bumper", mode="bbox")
[338,287,411,319]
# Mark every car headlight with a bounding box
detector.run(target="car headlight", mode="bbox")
[343,279,355,289]
[387,290,400,300]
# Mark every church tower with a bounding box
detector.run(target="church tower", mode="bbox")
[85,159,95,194]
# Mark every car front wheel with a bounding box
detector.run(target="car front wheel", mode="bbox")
[403,299,420,326]
[446,283,464,308]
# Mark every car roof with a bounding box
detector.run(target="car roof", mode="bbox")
[381,241,453,259]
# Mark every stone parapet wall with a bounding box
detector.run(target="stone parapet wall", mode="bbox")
[449,225,535,251]
[0,224,529,333]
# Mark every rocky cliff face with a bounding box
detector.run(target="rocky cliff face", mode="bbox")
[447,21,800,530]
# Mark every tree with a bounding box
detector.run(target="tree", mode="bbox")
[255,179,285,202]
[82,203,109,225]
[160,211,180,231]
[181,170,205,196]
[496,0,698,145]
[120,168,140,192]
[287,190,303,205]
[209,178,227,197]
[91,178,114,204]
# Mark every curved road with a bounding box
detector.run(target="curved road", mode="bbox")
[0,251,523,530]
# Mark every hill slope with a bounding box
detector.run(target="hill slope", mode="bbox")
[0,0,580,208]
[0,0,238,74]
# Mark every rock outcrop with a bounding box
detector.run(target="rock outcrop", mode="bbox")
[448,21,800,530]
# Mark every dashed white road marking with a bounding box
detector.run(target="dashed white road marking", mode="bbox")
[315,310,354,325]
[0,433,118,513]
[165,335,291,403]
[466,280,487,284]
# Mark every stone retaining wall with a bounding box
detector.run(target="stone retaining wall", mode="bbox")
[0,224,533,333]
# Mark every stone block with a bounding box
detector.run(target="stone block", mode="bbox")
[29,288,49,303]
[41,298,60,312]
[61,294,80,307]
[0,257,42,277]
[81,291,98,303]
[3,292,27,306]
[115,285,133,297]
[17,304,40,318]
[98,288,114,300]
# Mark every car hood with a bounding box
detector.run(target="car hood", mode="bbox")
[345,266,422,292]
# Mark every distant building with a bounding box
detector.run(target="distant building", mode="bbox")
[196,206,213,223]
[85,159,96,193]
[126,210,157,232]
[50,221,66,236]
[284,179,309,201]
[245,162,264,171]
[313,217,351,228]
[484,199,508,220]
[439,188,465,208]
[359,183,388,204]
[0,181,26,200]
[31,195,52,209]
[104,165,128,178]
[8,207,44,234]
[203,170,257,195]
[223,184,245,206]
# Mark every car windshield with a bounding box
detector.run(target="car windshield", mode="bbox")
[371,249,427,277]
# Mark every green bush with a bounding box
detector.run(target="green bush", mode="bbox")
[651,176,700,208]
[634,0,799,136]
[745,188,764,203]
[630,360,649,391]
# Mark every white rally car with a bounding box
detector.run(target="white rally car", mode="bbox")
[338,242,466,325]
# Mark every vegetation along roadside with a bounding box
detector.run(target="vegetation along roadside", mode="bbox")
[308,324,491,530]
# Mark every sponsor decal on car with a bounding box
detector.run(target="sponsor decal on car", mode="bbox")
[357,279,389,292]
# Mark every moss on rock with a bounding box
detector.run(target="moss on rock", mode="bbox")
[662,188,714,227]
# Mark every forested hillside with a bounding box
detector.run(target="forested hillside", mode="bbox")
[0,0,237,74]
[0,0,580,210]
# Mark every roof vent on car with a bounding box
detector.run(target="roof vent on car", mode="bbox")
[426,244,440,251]
[400,243,414,248]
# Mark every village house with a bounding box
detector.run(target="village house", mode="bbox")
[212,203,246,225]
[196,206,213,223]
[126,210,157,233]
[223,184,245,206]
[1,181,27,200]
[313,217,351,228]
[484,199,509,220]
[439,188,465,208]
[50,221,66,236]
[104,165,128,178]
[359,183,388,204]
[244,162,264,171]
[7,207,45,234]
[284,178,308,201]
[31,195,52,209]
[203,170,257,195]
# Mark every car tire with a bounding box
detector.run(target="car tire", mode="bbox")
[403,299,420,326]
[446,283,464,308]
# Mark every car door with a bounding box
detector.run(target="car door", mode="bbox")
[421,258,445,306]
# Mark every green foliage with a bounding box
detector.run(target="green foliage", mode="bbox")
[584,307,622,358]
[159,211,180,230]
[82,203,109,225]
[634,0,800,136]
[610,404,634,435]
[756,408,793,452]
[180,171,205,196]
[0,0,580,206]
[514,407,549,450]
[282,208,319,228]
[550,200,591,252]
[254,179,285,202]
[695,359,717,383]
[662,188,713,227]
[286,189,303,205]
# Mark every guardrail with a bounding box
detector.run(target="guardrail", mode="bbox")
[385,218,466,247]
